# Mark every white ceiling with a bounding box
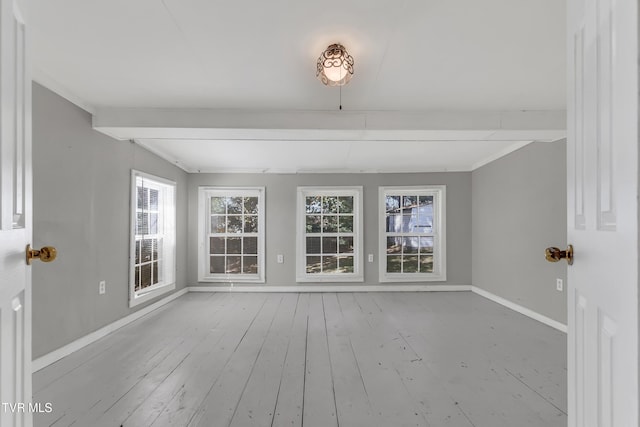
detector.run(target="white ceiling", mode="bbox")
[29,0,567,173]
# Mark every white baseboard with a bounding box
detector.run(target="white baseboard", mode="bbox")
[188,285,471,293]
[471,286,567,333]
[32,288,189,373]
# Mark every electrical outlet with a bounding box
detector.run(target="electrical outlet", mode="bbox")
[368,254,374,263]
[99,280,106,295]
[556,278,563,291]
[277,254,284,264]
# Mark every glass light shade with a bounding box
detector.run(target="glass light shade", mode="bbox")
[316,43,354,87]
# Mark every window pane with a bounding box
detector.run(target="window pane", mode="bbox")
[244,237,258,254]
[210,256,225,273]
[400,211,412,233]
[306,196,322,213]
[135,240,141,264]
[137,212,147,235]
[386,195,400,212]
[211,215,226,233]
[227,237,242,254]
[322,237,338,254]
[338,237,354,254]
[306,256,321,273]
[418,195,433,206]
[228,197,243,214]
[226,256,242,273]
[149,189,159,210]
[403,237,419,254]
[420,255,434,273]
[244,215,258,233]
[322,256,338,273]
[419,237,434,253]
[338,196,353,214]
[141,263,152,289]
[385,213,405,233]
[306,237,321,254]
[243,256,258,274]
[387,255,402,273]
[403,195,417,208]
[243,197,258,214]
[338,256,354,273]
[338,216,353,233]
[210,237,225,255]
[322,216,338,233]
[306,215,321,233]
[322,196,338,213]
[142,187,149,210]
[149,213,158,234]
[386,237,401,254]
[211,197,226,214]
[403,255,419,273]
[142,239,154,262]
[137,186,143,209]
[417,196,433,233]
[227,216,242,233]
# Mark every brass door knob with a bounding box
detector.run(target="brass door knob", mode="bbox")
[545,244,573,265]
[26,244,57,265]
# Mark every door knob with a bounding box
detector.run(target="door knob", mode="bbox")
[545,244,573,265]
[26,244,57,265]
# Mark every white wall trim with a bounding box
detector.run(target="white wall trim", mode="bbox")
[188,285,471,293]
[471,286,567,333]
[32,288,188,373]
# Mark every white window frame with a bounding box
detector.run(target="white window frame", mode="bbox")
[129,170,177,307]
[296,186,364,283]
[378,185,446,282]
[198,187,265,283]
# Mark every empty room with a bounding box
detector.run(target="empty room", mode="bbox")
[0,0,638,426]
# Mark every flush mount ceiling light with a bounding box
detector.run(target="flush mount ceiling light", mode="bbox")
[316,43,354,86]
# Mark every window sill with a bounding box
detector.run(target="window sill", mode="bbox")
[198,276,265,284]
[296,274,364,283]
[130,282,176,308]
[379,273,447,283]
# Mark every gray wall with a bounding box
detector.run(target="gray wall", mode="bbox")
[32,83,189,359]
[472,141,567,324]
[188,173,472,287]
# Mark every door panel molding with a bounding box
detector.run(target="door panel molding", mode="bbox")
[573,26,586,230]
[596,0,616,230]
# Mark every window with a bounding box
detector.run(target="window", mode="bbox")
[296,187,363,282]
[379,186,446,282]
[198,187,265,282]
[129,171,176,307]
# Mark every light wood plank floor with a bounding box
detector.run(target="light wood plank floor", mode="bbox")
[33,292,567,427]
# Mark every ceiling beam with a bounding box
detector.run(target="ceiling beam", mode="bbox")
[92,108,566,142]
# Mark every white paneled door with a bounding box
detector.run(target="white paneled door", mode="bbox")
[0,0,33,425]
[567,0,638,425]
